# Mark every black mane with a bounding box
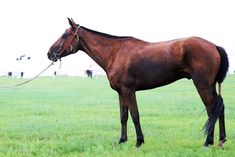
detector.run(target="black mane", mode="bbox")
[83,27,133,39]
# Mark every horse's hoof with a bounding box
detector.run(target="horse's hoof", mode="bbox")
[119,137,127,144]
[136,139,144,148]
[218,143,224,149]
[203,142,213,149]
[204,141,214,148]
[204,143,210,149]
[204,146,210,149]
[218,139,226,149]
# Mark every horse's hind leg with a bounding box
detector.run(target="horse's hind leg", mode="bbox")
[219,101,226,147]
[193,80,217,147]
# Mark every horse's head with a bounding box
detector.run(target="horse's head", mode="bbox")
[47,18,80,62]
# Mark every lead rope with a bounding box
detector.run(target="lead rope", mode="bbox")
[59,59,62,69]
[0,62,54,89]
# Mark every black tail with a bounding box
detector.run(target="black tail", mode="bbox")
[215,46,229,83]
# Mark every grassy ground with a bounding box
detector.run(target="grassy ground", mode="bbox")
[0,75,234,157]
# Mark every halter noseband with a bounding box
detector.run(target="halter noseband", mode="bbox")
[54,26,80,61]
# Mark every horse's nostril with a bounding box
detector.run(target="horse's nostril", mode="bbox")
[47,53,51,58]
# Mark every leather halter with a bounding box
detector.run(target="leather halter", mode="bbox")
[54,26,80,60]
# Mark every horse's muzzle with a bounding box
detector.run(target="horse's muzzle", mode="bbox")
[47,52,60,62]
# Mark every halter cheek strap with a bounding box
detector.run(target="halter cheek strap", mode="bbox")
[70,29,80,53]
[57,26,80,57]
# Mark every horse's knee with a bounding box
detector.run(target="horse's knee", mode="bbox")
[121,113,128,124]
[131,114,140,125]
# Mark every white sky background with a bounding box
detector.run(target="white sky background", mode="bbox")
[0,0,234,76]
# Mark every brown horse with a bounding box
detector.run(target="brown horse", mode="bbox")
[47,18,229,147]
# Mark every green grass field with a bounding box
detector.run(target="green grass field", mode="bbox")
[0,75,234,157]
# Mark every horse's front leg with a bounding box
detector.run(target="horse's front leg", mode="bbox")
[121,88,144,147]
[118,93,128,143]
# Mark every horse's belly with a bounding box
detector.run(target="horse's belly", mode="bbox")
[134,70,182,91]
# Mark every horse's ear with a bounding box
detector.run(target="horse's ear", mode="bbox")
[68,18,76,29]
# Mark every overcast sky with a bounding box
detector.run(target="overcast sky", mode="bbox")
[0,0,234,76]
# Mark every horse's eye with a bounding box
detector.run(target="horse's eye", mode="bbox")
[62,34,67,39]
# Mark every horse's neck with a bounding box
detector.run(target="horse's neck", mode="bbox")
[79,28,117,71]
